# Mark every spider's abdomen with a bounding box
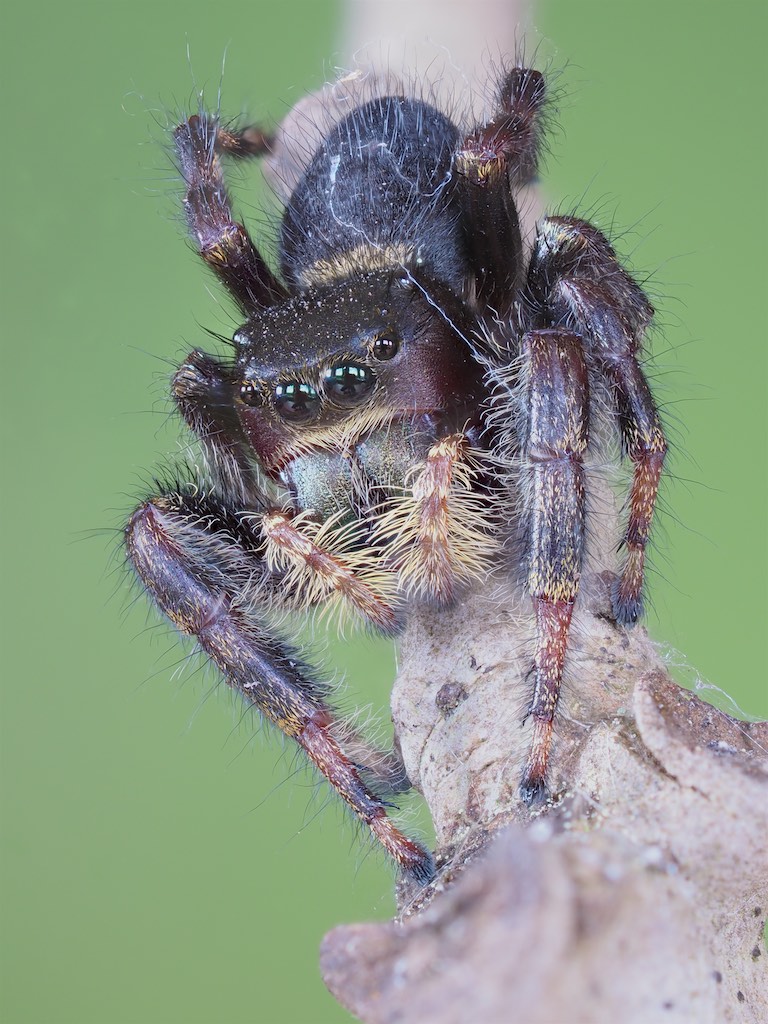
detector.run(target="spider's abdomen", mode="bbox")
[279,97,469,293]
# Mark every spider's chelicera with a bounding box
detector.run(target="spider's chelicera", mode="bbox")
[126,66,667,884]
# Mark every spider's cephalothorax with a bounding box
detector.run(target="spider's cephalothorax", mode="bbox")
[126,67,667,884]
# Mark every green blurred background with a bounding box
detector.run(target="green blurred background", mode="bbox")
[1,1,766,1022]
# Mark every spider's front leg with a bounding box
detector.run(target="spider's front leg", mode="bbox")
[458,66,592,801]
[174,112,289,310]
[527,216,668,624]
[456,64,547,315]
[125,489,433,882]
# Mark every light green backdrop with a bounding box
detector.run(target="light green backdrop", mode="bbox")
[2,2,766,1023]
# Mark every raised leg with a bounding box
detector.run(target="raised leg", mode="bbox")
[174,113,289,311]
[126,491,432,881]
[456,66,547,314]
[518,329,589,802]
[457,66,547,187]
[526,215,668,625]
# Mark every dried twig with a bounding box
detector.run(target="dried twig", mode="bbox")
[322,573,768,1023]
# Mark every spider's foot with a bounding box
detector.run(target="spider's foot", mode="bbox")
[369,814,435,885]
[399,840,436,886]
[518,774,550,808]
[611,575,644,627]
[409,850,437,886]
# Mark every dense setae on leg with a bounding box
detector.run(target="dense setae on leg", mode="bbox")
[374,433,498,607]
[526,215,667,625]
[125,492,434,883]
[518,330,589,802]
[173,113,288,310]
[260,510,402,635]
[455,66,546,315]
[457,66,547,188]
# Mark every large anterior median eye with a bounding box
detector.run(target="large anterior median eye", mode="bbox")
[273,381,320,421]
[323,363,375,405]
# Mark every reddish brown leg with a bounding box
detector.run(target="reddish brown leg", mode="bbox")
[605,360,667,623]
[457,66,547,188]
[524,599,574,802]
[526,216,668,626]
[174,113,288,310]
[519,330,589,803]
[126,493,433,882]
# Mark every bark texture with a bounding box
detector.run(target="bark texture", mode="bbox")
[321,572,768,1023]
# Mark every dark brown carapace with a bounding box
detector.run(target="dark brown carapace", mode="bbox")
[126,66,666,884]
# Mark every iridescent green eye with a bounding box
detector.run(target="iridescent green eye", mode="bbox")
[273,381,320,421]
[323,363,375,405]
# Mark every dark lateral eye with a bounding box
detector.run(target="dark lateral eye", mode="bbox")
[323,363,375,404]
[371,335,399,361]
[273,381,320,421]
[239,380,260,406]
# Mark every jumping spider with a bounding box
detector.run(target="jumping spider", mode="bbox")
[127,64,667,884]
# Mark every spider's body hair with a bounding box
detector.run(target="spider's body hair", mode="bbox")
[126,57,667,880]
[299,242,419,290]
[280,94,469,296]
[262,509,402,635]
[266,400,420,479]
[373,434,500,604]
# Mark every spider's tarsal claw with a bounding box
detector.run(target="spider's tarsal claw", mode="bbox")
[519,775,550,808]
[401,846,436,886]
[377,798,401,811]
[611,577,644,627]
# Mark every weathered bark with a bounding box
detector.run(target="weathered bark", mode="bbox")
[321,573,768,1023]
